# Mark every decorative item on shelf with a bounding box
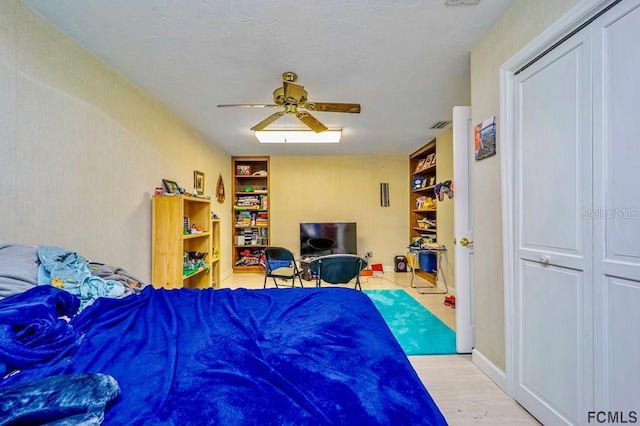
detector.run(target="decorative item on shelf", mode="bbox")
[416,196,435,210]
[428,176,436,186]
[236,164,252,175]
[424,153,435,168]
[425,197,435,209]
[162,179,180,195]
[412,177,425,191]
[193,170,205,195]
[417,218,436,229]
[414,158,427,173]
[190,224,203,234]
[252,170,267,176]
[187,251,207,260]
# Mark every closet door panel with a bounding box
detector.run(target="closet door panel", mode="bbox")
[592,0,640,413]
[605,277,640,411]
[518,50,582,257]
[519,261,581,422]
[602,3,640,262]
[513,27,593,425]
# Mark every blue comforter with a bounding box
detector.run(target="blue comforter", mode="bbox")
[0,286,447,425]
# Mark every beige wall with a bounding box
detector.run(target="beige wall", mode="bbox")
[436,129,455,291]
[0,0,232,282]
[269,155,409,268]
[470,0,581,370]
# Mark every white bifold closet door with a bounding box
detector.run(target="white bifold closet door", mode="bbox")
[514,26,593,426]
[513,1,640,424]
[591,0,640,415]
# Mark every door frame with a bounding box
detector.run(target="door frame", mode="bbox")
[499,0,613,398]
[453,106,474,354]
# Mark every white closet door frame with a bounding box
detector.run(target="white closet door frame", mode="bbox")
[499,0,614,399]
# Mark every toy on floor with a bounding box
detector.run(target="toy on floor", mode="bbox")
[444,295,455,309]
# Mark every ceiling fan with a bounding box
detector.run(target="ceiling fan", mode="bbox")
[217,72,361,133]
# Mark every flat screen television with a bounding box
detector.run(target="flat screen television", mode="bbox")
[300,222,357,257]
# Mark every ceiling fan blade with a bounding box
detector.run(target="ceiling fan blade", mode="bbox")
[217,104,278,108]
[250,111,285,131]
[296,111,328,133]
[305,102,361,113]
[283,81,305,103]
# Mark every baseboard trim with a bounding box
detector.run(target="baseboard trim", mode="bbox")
[472,348,508,394]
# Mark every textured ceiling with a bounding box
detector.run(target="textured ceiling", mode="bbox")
[24,0,515,156]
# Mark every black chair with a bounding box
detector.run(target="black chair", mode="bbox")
[309,254,368,291]
[263,247,304,288]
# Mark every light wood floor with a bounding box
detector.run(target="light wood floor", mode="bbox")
[221,271,539,425]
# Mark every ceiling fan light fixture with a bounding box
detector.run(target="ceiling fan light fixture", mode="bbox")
[255,130,341,144]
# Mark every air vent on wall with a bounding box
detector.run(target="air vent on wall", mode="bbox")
[445,0,480,5]
[430,120,452,129]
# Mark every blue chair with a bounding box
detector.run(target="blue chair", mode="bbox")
[263,247,304,288]
[309,254,368,290]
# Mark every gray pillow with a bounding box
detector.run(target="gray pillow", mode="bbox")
[0,243,39,300]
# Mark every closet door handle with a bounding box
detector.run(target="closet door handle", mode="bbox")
[540,255,550,265]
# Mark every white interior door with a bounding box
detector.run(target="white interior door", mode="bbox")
[452,106,474,354]
[513,28,593,425]
[592,0,640,413]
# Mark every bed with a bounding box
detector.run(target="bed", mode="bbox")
[0,244,447,425]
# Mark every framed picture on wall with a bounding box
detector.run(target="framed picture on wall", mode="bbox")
[474,116,497,160]
[194,170,205,195]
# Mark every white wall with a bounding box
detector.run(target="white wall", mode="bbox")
[0,0,232,282]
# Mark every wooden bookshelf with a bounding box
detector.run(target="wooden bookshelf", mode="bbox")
[231,156,270,272]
